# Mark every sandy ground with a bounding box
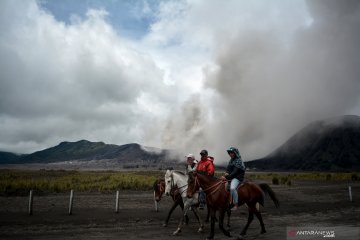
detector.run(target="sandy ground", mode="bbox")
[0,180,359,240]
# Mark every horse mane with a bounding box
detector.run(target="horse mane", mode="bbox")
[153,178,164,190]
[173,170,186,176]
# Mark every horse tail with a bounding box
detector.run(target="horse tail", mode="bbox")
[259,183,280,208]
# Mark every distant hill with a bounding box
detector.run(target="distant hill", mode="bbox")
[246,115,360,171]
[0,140,178,166]
[0,151,21,164]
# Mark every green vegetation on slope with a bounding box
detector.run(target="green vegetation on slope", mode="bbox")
[0,169,163,195]
[0,169,358,195]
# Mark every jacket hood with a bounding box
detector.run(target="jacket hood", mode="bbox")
[227,147,241,159]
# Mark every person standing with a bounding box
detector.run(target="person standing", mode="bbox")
[221,147,245,210]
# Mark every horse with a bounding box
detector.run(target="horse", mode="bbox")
[164,169,204,235]
[153,178,190,226]
[154,177,231,228]
[187,171,280,240]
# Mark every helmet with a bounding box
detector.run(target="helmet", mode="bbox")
[186,154,194,159]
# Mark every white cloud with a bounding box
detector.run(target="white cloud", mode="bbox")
[0,0,170,153]
[1,0,359,166]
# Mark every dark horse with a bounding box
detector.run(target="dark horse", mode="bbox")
[153,178,190,226]
[153,177,232,228]
[187,172,279,240]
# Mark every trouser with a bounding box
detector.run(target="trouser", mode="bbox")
[199,188,206,205]
[230,178,241,205]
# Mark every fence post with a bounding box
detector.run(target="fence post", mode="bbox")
[115,190,119,213]
[28,190,33,215]
[349,186,353,202]
[69,190,74,215]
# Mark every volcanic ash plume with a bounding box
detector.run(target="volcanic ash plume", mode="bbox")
[161,0,360,163]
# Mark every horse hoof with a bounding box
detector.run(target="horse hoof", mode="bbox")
[240,231,246,236]
[261,229,267,234]
[198,227,204,233]
[173,229,181,235]
[162,223,167,227]
[224,231,231,237]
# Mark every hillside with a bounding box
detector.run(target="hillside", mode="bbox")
[246,115,360,171]
[0,152,21,164]
[1,140,178,167]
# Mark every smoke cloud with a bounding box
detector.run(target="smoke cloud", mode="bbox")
[160,0,360,163]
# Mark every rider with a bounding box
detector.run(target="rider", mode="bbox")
[221,147,245,211]
[196,149,215,209]
[185,154,198,173]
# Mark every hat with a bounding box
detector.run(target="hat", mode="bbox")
[187,154,194,159]
[200,149,208,155]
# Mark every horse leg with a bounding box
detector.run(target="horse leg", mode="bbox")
[240,210,254,236]
[179,199,190,225]
[163,201,179,227]
[218,210,231,237]
[205,206,210,222]
[191,206,204,233]
[205,206,218,223]
[226,208,231,229]
[207,209,216,240]
[173,200,191,235]
[254,209,266,234]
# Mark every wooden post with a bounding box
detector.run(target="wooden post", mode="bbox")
[28,190,33,215]
[69,190,74,215]
[115,190,119,213]
[349,186,353,202]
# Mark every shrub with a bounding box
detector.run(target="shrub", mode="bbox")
[286,180,292,186]
[325,174,332,181]
[272,177,279,185]
[351,173,359,181]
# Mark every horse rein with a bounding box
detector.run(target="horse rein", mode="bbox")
[194,175,226,197]
[170,172,188,195]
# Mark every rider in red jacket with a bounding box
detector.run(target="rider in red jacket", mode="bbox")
[196,149,215,209]
[196,149,215,176]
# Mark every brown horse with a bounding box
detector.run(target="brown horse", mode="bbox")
[187,172,279,240]
[153,178,190,226]
[153,178,232,228]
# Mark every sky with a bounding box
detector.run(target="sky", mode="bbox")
[0,0,360,164]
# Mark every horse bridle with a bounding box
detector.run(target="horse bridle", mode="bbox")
[170,171,188,195]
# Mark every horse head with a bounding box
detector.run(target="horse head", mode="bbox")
[153,178,165,202]
[164,169,173,196]
[186,171,199,198]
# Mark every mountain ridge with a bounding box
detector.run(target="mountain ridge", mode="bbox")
[0,140,178,165]
[1,115,360,171]
[246,115,360,171]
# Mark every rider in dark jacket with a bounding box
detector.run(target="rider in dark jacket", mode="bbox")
[221,147,245,210]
